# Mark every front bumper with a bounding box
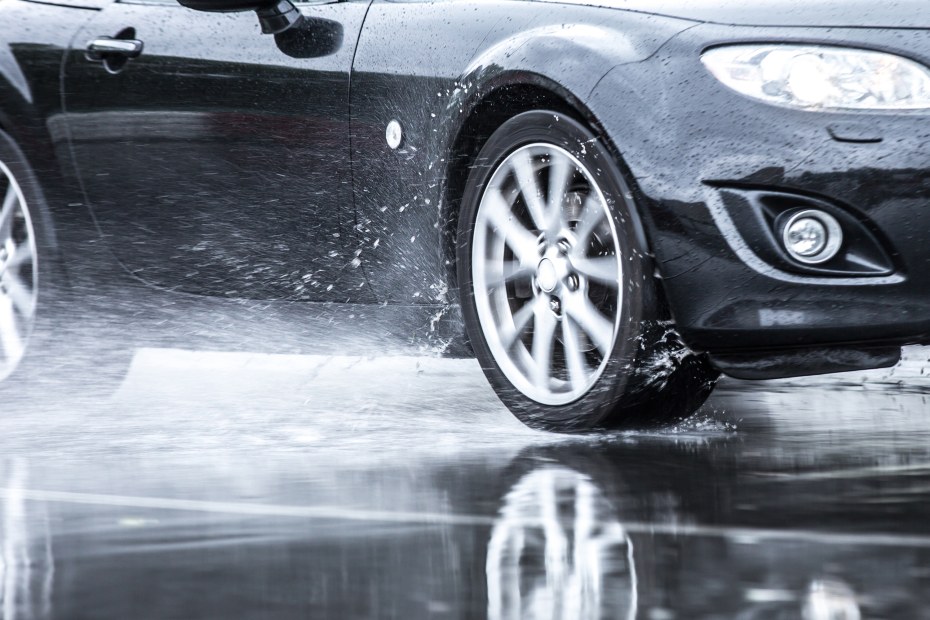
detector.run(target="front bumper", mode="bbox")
[589,22,930,353]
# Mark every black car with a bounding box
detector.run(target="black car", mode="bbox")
[1,0,928,431]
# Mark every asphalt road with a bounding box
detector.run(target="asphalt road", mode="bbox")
[1,280,929,619]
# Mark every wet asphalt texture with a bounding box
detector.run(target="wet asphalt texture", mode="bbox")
[1,276,929,620]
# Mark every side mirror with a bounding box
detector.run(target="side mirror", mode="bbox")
[178,0,302,34]
[177,0,344,58]
[275,16,343,59]
[177,0,269,10]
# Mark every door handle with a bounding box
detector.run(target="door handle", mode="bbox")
[85,37,144,62]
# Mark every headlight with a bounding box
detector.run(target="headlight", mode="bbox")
[701,45,930,111]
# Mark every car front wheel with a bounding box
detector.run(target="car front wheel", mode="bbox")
[457,111,717,431]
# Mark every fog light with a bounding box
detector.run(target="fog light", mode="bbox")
[782,209,843,264]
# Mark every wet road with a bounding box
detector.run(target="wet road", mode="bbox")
[2,280,930,619]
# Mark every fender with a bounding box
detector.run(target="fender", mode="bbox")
[350,0,694,306]
[457,19,684,105]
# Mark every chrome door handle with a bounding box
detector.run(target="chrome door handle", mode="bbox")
[85,37,144,62]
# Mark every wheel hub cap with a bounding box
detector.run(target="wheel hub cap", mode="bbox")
[536,258,558,293]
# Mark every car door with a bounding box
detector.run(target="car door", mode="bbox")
[62,0,372,301]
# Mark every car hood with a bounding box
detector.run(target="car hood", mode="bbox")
[553,0,930,29]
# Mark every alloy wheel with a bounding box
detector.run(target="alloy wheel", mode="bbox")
[0,160,38,381]
[471,143,622,406]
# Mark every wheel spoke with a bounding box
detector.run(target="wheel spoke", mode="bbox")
[1,272,34,317]
[530,300,557,390]
[561,317,589,391]
[0,183,17,241]
[510,150,551,233]
[563,292,614,356]
[6,242,32,271]
[0,294,23,364]
[572,255,619,288]
[572,194,606,250]
[484,259,534,290]
[547,154,574,231]
[500,296,544,350]
[483,189,540,265]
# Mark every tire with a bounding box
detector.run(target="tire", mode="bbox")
[456,111,717,432]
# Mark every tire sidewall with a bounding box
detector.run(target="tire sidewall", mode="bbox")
[457,111,651,431]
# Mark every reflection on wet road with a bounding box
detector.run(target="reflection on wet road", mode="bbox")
[1,284,930,618]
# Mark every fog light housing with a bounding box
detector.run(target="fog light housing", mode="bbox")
[781,209,843,264]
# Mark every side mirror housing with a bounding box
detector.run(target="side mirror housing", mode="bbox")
[178,0,302,34]
[177,0,268,11]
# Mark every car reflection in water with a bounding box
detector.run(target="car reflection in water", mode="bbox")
[486,461,872,620]
[0,343,928,618]
[0,462,54,620]
[487,467,636,620]
[0,453,877,620]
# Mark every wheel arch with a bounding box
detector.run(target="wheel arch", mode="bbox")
[439,73,656,305]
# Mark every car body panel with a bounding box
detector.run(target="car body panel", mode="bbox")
[587,22,930,351]
[350,0,692,303]
[0,0,97,250]
[20,0,110,10]
[539,0,930,29]
[61,0,373,301]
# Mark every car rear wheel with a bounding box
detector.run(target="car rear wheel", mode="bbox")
[0,128,136,405]
[457,111,717,431]
[0,140,39,382]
